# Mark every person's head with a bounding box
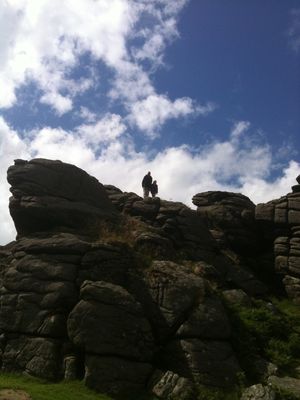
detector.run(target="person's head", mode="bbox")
[153,180,157,184]
[148,171,151,175]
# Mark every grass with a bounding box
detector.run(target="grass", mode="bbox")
[225,297,300,380]
[96,216,148,247]
[196,384,241,400]
[95,216,160,269]
[0,373,158,400]
[0,373,110,400]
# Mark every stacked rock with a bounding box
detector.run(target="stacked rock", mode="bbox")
[255,175,300,303]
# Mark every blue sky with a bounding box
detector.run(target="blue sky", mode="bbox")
[0,0,299,244]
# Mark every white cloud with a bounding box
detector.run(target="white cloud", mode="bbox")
[40,92,73,116]
[108,61,155,103]
[1,117,298,246]
[0,0,202,132]
[77,113,127,146]
[240,160,300,204]
[230,120,250,139]
[77,107,97,123]
[29,127,95,164]
[0,0,136,112]
[0,117,30,245]
[129,94,214,136]
[132,17,179,65]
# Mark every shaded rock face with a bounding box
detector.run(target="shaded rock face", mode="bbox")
[1,158,298,398]
[192,191,259,254]
[0,235,241,397]
[8,159,116,237]
[0,158,247,398]
[105,187,267,297]
[255,181,300,303]
[0,234,139,383]
[104,186,219,262]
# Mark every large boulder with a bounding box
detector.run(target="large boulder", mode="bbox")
[67,280,155,396]
[192,191,259,254]
[67,280,155,361]
[7,159,117,237]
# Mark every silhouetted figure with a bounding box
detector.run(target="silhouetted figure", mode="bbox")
[151,180,158,197]
[142,171,152,198]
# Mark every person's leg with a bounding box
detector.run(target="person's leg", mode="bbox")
[143,187,149,198]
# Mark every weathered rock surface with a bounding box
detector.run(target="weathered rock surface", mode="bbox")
[1,158,299,399]
[241,384,275,400]
[104,187,219,261]
[192,191,259,253]
[268,375,300,398]
[255,178,300,303]
[149,370,195,400]
[8,159,117,237]
[160,338,240,387]
[105,188,267,297]
[67,280,155,361]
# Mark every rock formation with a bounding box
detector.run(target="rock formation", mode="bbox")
[7,158,117,238]
[255,180,300,304]
[0,158,299,399]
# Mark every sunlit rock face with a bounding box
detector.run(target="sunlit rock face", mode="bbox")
[0,158,298,399]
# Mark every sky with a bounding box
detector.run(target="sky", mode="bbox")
[0,0,300,245]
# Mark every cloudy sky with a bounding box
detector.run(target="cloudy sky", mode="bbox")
[0,0,300,245]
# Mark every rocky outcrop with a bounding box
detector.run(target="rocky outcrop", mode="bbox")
[255,178,300,303]
[8,159,117,238]
[0,158,299,399]
[0,158,248,398]
[105,187,267,297]
[104,186,219,261]
[192,191,259,254]
[0,237,241,396]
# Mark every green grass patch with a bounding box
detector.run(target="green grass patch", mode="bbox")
[225,298,300,380]
[196,384,241,400]
[0,373,110,400]
[273,387,299,400]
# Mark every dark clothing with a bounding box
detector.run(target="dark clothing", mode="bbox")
[142,174,152,189]
[151,182,158,197]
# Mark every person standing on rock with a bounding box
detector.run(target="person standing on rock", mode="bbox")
[142,171,152,198]
[150,180,158,197]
